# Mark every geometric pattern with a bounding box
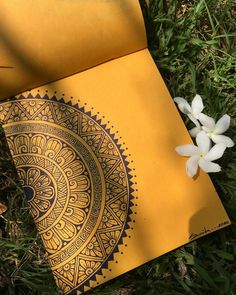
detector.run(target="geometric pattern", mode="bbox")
[0,94,134,294]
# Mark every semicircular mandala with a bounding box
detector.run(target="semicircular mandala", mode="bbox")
[0,94,134,294]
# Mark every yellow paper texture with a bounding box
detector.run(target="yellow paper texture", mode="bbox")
[0,0,146,99]
[0,49,230,294]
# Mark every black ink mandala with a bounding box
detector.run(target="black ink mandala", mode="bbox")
[0,93,134,294]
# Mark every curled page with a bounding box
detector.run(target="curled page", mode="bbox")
[0,0,146,98]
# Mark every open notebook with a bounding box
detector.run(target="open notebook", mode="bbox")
[0,1,230,294]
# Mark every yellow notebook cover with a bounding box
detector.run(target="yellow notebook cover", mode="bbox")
[0,1,230,294]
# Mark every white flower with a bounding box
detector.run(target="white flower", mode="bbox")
[176,131,226,177]
[189,119,202,138]
[174,94,204,122]
[198,113,234,148]
[174,95,204,136]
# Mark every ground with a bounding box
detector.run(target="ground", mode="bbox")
[0,1,235,294]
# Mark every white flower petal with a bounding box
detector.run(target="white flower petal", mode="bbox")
[191,94,204,117]
[198,113,215,131]
[196,131,211,154]
[202,126,212,133]
[198,159,221,173]
[211,134,235,148]
[189,126,201,137]
[186,156,199,177]
[174,97,188,105]
[205,143,226,162]
[178,102,191,114]
[215,114,230,134]
[188,114,200,127]
[175,145,199,156]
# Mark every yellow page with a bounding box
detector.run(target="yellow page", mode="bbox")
[0,49,230,294]
[0,0,146,99]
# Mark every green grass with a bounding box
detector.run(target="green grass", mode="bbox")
[0,0,236,294]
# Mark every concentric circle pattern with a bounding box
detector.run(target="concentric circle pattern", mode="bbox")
[0,95,133,294]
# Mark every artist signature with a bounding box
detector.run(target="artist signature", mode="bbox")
[189,220,230,241]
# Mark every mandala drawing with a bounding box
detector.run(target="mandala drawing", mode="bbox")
[0,94,134,294]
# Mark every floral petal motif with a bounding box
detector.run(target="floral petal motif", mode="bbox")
[81,115,101,133]
[99,209,120,229]
[186,155,199,177]
[215,114,231,134]
[20,100,45,116]
[196,131,211,154]
[198,159,221,173]
[191,94,204,117]
[81,236,103,258]
[109,162,127,186]
[57,259,76,282]
[198,113,215,131]
[205,143,226,162]
[78,260,101,284]
[99,137,119,156]
[100,231,120,255]
[109,196,128,222]
[211,134,235,148]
